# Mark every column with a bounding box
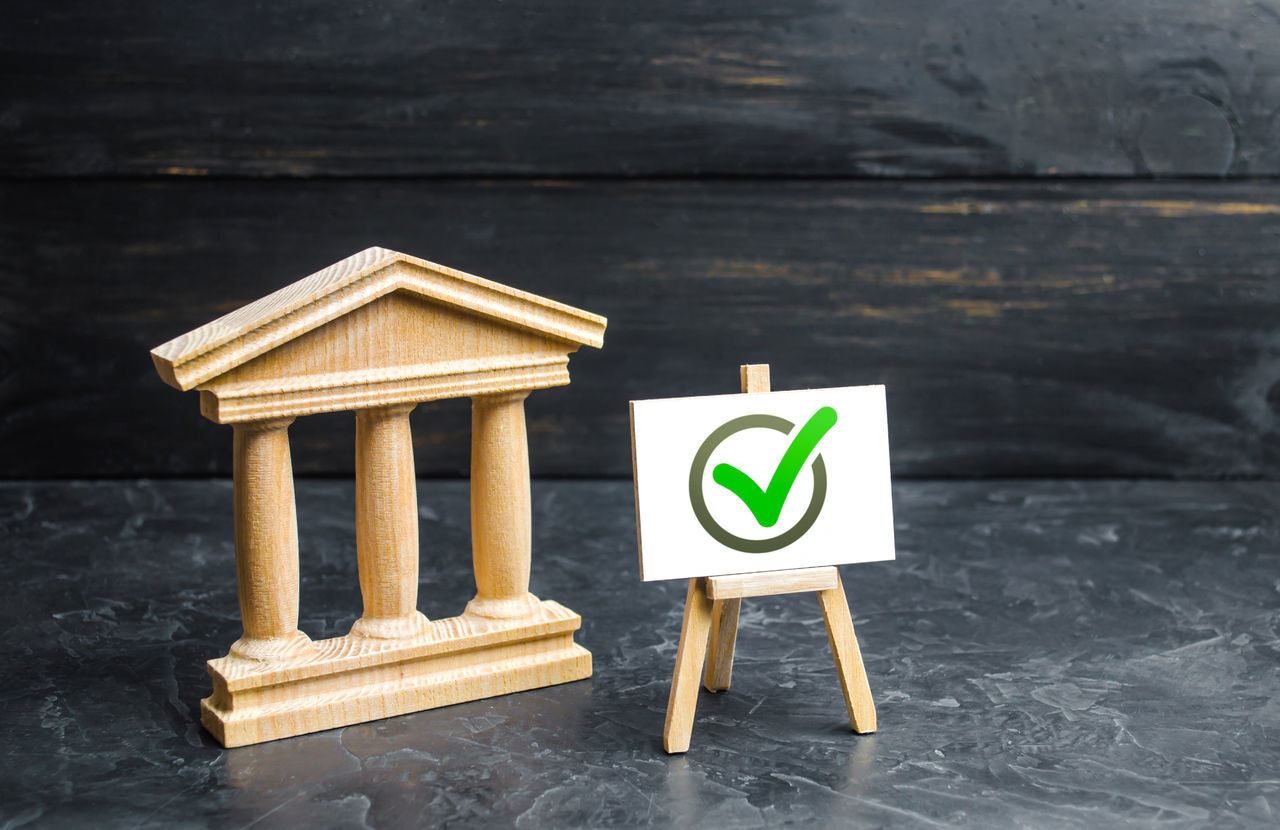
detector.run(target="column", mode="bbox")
[350,403,430,639]
[465,391,540,619]
[230,417,313,661]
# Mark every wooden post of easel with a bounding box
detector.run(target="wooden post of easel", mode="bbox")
[662,364,878,753]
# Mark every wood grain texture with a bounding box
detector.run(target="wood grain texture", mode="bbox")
[818,575,877,734]
[152,247,605,391]
[701,598,740,692]
[740,364,771,395]
[151,248,601,745]
[230,417,314,661]
[705,566,840,600]
[466,392,539,620]
[148,246,605,424]
[204,599,591,747]
[663,578,714,754]
[4,178,1280,478]
[3,1,1277,177]
[351,403,431,640]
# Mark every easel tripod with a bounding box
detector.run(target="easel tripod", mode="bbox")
[663,365,878,753]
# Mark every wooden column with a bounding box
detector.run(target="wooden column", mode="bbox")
[230,417,312,661]
[466,391,539,619]
[351,403,430,639]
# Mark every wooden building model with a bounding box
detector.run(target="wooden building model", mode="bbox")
[151,247,606,747]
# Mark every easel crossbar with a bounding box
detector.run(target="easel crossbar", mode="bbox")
[706,566,839,600]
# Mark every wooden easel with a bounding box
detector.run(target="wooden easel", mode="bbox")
[662,364,878,753]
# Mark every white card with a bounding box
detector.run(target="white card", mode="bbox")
[630,385,896,581]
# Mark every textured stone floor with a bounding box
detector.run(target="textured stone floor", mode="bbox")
[1,480,1277,828]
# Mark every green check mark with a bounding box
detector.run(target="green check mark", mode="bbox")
[711,406,838,528]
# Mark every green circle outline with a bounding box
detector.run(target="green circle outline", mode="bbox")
[688,414,828,553]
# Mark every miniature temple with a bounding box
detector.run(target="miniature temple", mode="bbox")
[151,247,606,747]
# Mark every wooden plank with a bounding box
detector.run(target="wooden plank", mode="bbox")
[701,598,740,692]
[817,574,877,733]
[2,1,1277,177]
[706,567,840,600]
[3,178,1280,478]
[663,578,714,754]
[740,364,770,395]
[205,601,591,747]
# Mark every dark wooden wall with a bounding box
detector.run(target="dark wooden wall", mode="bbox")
[2,1,1278,479]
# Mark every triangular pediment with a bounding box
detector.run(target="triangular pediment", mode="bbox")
[151,247,606,392]
[207,289,572,394]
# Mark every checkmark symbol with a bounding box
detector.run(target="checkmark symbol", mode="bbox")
[711,406,838,528]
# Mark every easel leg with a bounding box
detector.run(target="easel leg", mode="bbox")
[702,598,741,691]
[663,578,714,753]
[818,574,877,733]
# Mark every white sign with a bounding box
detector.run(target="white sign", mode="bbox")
[630,385,896,581]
